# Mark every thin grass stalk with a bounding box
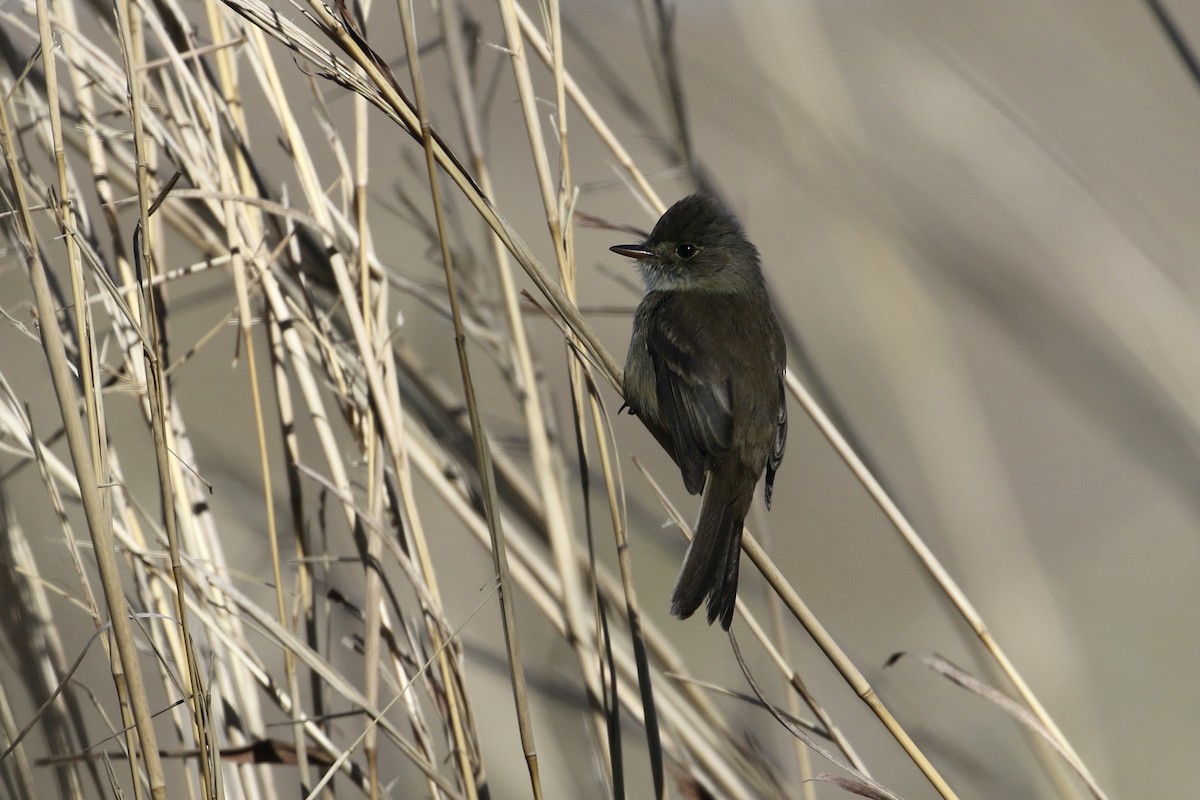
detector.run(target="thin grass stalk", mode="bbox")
[390,311,483,783]
[229,220,288,797]
[493,2,605,752]
[631,465,848,796]
[639,0,693,180]
[390,368,707,797]
[126,552,200,796]
[380,612,445,800]
[367,237,440,800]
[511,3,663,213]
[97,494,148,799]
[631,461,947,795]
[542,0,630,781]
[585,386,665,799]
[737,529,957,798]
[148,251,217,785]
[737,594,866,774]
[0,82,167,799]
[395,1,537,796]
[198,0,312,790]
[21,410,103,638]
[15,181,108,800]
[29,6,128,796]
[229,20,368,540]
[361,419,385,800]
[117,0,214,788]
[224,0,624,391]
[237,31,457,752]
[396,400,759,799]
[361,91,447,800]
[782,368,1099,787]
[212,40,290,798]
[727,638,901,800]
[436,14,593,765]
[372,204,482,800]
[35,0,101,525]
[434,0,559,586]
[569,369,620,798]
[233,21,478,795]
[225,59,384,790]
[156,340,270,799]
[210,574,465,798]
[759,527,817,799]
[349,45,385,794]
[177,555,374,796]
[356,121,383,800]
[0,670,37,799]
[497,0,565,245]
[0,478,86,798]
[263,299,316,795]
[547,0,575,293]
[55,0,126,272]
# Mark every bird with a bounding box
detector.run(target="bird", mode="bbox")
[611,193,787,630]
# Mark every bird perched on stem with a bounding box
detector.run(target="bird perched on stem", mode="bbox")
[612,193,787,630]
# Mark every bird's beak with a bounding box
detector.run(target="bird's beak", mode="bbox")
[609,244,654,260]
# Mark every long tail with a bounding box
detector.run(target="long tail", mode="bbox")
[670,459,757,630]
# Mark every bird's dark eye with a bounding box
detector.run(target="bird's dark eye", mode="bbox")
[675,243,698,259]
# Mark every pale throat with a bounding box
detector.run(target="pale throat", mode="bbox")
[638,264,760,294]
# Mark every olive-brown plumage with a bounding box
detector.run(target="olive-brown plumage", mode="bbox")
[612,194,787,629]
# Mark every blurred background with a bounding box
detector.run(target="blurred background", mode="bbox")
[2,0,1199,798]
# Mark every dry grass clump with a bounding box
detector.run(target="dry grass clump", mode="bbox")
[0,1,1128,798]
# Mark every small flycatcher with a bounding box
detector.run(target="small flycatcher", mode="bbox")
[612,194,787,630]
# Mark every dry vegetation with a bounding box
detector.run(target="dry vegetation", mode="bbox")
[3,0,1195,798]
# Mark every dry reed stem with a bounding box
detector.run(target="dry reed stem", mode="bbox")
[2,51,170,800]
[493,4,605,767]
[784,368,1099,790]
[395,2,512,798]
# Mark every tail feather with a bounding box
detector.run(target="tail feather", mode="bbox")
[670,461,756,630]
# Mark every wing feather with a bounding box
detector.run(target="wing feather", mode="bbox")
[764,379,787,508]
[646,299,734,495]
